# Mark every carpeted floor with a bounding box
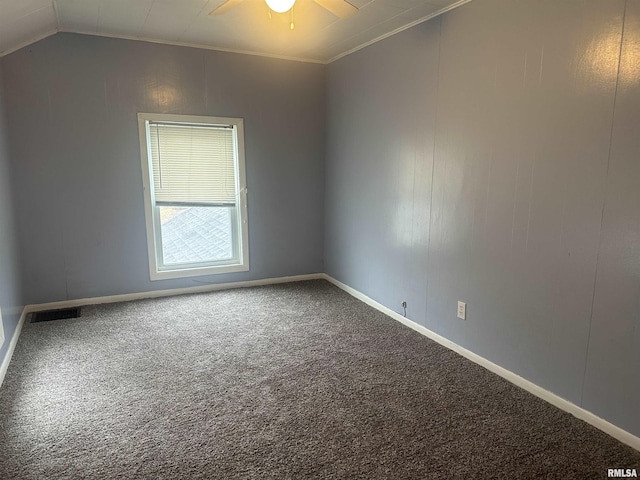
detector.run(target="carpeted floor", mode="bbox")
[0,280,638,479]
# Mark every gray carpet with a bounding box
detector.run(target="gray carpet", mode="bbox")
[0,280,638,479]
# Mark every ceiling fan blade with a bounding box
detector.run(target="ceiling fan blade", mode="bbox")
[209,0,245,16]
[313,0,358,19]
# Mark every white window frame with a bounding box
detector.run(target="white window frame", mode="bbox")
[138,112,249,281]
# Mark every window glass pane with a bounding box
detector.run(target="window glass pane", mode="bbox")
[159,206,234,266]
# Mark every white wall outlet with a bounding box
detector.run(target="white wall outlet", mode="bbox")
[457,301,466,320]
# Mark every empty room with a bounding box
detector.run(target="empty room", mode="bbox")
[0,0,639,477]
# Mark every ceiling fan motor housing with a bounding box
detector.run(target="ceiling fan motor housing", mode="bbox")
[265,0,296,14]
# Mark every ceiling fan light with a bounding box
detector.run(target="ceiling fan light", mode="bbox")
[265,0,296,13]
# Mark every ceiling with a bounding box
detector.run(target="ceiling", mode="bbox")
[0,0,468,63]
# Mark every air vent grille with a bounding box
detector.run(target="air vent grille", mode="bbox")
[31,307,81,323]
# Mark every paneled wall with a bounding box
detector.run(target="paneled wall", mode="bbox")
[0,61,23,363]
[325,0,639,437]
[582,0,640,438]
[1,33,326,304]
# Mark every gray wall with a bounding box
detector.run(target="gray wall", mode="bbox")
[0,60,24,364]
[1,33,326,305]
[325,0,639,437]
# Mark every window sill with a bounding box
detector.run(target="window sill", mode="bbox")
[149,262,249,281]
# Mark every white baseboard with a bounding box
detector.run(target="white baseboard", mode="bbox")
[4,271,639,452]
[0,308,28,387]
[321,274,640,453]
[23,273,324,314]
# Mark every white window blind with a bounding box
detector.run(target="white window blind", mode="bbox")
[149,123,237,205]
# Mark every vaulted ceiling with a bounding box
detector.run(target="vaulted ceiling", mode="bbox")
[0,0,467,62]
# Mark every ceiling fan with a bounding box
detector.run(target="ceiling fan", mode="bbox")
[209,0,358,19]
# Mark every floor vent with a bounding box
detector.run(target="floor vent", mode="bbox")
[31,307,81,323]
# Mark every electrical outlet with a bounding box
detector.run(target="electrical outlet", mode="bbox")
[457,301,466,320]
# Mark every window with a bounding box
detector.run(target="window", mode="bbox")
[138,113,249,280]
